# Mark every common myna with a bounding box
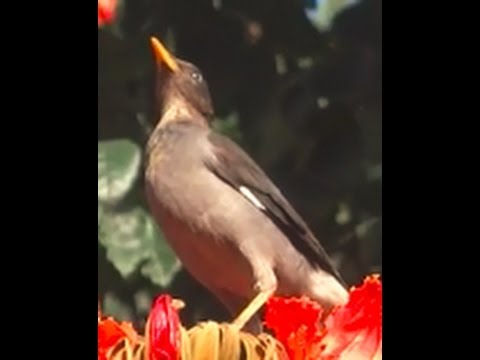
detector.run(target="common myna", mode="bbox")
[145,37,349,333]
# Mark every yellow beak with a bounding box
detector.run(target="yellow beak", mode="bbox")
[150,37,179,72]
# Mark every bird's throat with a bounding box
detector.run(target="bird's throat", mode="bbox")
[159,98,208,128]
[146,97,209,163]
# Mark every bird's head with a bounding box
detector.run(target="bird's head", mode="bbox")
[150,37,214,126]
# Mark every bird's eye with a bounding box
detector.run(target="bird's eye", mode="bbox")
[191,72,203,83]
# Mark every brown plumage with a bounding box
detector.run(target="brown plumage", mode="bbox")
[145,37,349,334]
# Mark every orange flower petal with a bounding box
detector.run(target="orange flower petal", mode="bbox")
[98,318,126,360]
[98,303,139,360]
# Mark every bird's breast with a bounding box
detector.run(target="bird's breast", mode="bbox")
[145,172,255,294]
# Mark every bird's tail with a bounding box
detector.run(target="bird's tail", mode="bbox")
[308,269,349,313]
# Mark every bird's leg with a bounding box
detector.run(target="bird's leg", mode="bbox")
[230,243,278,331]
[232,288,275,330]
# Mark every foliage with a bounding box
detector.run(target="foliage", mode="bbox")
[98,139,181,287]
[98,0,382,327]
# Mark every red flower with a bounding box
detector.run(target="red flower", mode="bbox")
[146,294,182,360]
[265,274,382,360]
[98,0,116,27]
[98,307,138,360]
[321,275,382,360]
[265,296,325,360]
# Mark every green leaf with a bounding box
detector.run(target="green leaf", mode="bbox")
[99,206,181,287]
[102,292,134,321]
[305,0,360,32]
[98,139,142,205]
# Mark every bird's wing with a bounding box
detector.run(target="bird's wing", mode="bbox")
[204,131,345,284]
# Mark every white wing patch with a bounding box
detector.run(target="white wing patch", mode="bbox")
[239,186,266,210]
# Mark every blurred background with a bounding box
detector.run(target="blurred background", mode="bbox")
[98,0,382,329]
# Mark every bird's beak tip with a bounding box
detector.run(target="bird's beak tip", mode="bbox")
[150,36,179,73]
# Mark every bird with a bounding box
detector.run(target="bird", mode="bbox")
[144,36,349,334]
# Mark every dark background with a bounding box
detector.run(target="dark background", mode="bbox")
[98,0,382,329]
